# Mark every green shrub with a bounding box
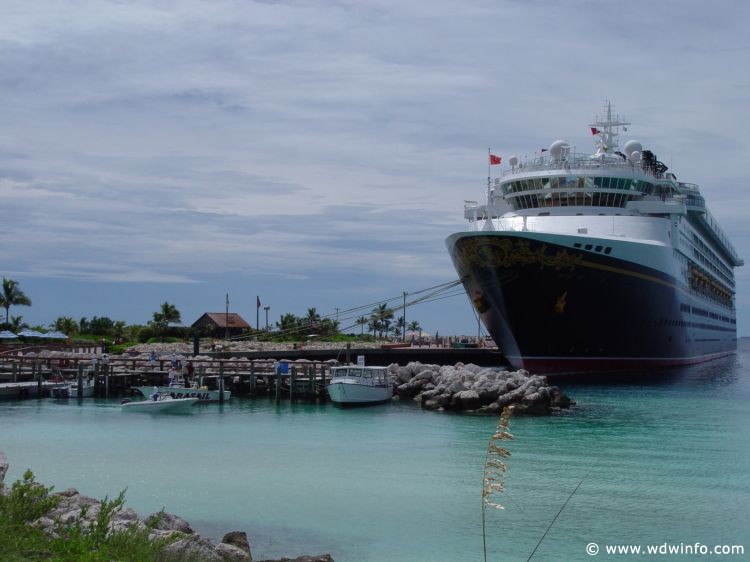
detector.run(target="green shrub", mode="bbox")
[0,470,176,562]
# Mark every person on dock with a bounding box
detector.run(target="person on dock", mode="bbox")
[151,386,159,401]
[149,351,157,368]
[186,360,194,379]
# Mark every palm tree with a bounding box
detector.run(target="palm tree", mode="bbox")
[371,303,393,338]
[408,320,422,333]
[79,317,90,334]
[9,315,27,331]
[0,278,32,327]
[276,313,298,332]
[152,301,181,336]
[356,316,368,335]
[53,316,79,336]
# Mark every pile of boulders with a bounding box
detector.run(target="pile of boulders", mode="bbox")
[0,452,333,562]
[388,362,573,415]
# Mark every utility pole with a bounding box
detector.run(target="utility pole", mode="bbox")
[225,294,229,339]
[264,306,270,332]
[402,291,407,342]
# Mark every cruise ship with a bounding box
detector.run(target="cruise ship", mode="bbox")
[446,103,743,373]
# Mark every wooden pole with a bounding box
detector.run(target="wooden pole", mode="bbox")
[103,363,108,398]
[290,366,296,402]
[77,363,84,399]
[219,362,225,404]
[275,363,282,402]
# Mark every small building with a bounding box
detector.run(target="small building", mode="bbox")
[192,313,251,337]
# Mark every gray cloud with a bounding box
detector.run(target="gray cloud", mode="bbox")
[1,0,749,333]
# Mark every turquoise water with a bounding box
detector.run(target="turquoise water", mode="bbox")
[2,343,749,561]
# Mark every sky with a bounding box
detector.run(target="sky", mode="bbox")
[1,0,750,336]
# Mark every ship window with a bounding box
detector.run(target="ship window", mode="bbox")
[363,369,373,378]
[595,246,602,252]
[604,247,612,254]
[549,177,560,189]
[584,244,593,250]
[533,178,544,190]
[584,177,596,188]
[349,368,362,377]
[574,243,582,248]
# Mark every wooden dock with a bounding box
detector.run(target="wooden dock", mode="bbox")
[0,344,508,402]
[0,355,335,402]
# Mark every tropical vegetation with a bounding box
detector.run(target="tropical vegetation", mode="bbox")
[0,278,32,329]
[0,470,175,561]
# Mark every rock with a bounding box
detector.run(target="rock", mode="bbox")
[452,390,481,410]
[215,542,252,561]
[160,534,223,561]
[146,511,195,534]
[222,530,251,555]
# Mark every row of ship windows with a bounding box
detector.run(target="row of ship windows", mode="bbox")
[504,192,637,210]
[690,232,734,282]
[501,176,654,195]
[679,303,736,323]
[572,242,612,255]
[653,318,736,332]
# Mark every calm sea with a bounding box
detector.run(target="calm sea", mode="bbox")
[2,341,749,561]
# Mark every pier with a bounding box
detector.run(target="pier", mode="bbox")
[0,345,509,402]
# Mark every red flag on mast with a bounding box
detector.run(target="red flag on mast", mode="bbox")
[489,153,502,165]
[590,127,599,135]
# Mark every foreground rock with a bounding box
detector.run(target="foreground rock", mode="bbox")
[1,453,333,562]
[389,362,573,415]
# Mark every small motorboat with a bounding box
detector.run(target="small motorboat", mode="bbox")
[326,366,393,405]
[50,377,96,399]
[121,392,198,414]
[134,373,230,402]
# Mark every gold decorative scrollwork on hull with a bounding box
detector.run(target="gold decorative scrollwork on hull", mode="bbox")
[454,237,582,271]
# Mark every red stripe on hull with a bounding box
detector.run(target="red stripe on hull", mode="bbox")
[507,350,737,375]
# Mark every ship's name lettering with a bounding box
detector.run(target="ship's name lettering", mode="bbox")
[169,392,211,400]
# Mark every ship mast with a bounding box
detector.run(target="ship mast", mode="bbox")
[590,101,630,156]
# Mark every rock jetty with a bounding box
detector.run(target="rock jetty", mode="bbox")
[0,453,333,562]
[389,362,573,415]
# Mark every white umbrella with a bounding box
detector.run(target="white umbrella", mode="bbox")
[0,330,18,339]
[43,331,68,340]
[18,329,45,338]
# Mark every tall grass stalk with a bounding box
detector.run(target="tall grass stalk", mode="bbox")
[481,406,513,562]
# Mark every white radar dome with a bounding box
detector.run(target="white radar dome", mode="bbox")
[623,140,642,157]
[549,140,569,159]
[628,150,641,163]
[509,155,519,167]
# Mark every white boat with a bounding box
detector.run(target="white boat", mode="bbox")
[70,378,95,398]
[50,377,95,399]
[134,373,230,402]
[326,366,393,405]
[121,393,198,413]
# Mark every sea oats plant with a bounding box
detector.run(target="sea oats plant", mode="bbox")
[482,406,513,562]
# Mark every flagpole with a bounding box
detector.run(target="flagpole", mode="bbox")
[487,147,491,204]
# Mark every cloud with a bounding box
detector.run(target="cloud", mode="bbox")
[1,0,749,333]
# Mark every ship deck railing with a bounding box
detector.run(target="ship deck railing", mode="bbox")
[500,153,659,178]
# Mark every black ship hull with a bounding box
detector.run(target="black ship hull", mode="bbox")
[447,232,737,374]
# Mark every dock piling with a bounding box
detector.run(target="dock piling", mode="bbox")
[219,362,225,404]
